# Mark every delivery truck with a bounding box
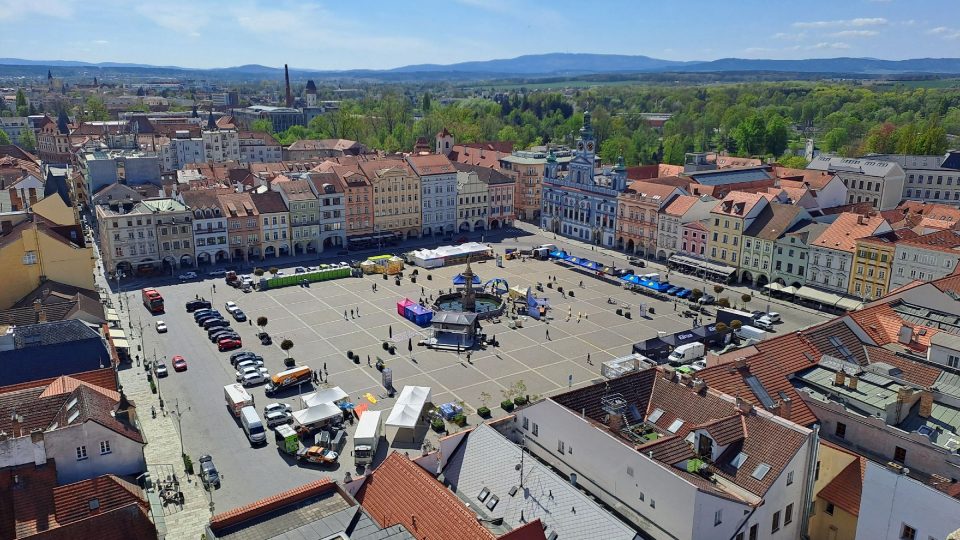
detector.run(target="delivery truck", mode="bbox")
[354,410,382,467]
[224,384,254,417]
[667,342,705,365]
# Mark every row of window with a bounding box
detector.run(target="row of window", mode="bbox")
[713,218,742,230]
[114,244,154,257]
[161,241,191,250]
[905,188,960,201]
[908,173,956,185]
[76,440,111,460]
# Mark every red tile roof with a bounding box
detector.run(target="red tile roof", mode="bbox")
[711,191,766,217]
[406,154,457,176]
[498,521,547,540]
[864,346,942,387]
[848,302,940,352]
[662,194,701,217]
[209,478,336,532]
[811,212,889,254]
[816,457,864,516]
[896,229,960,254]
[355,452,497,540]
[772,166,835,190]
[622,180,684,202]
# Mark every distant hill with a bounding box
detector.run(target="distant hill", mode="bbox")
[3,54,960,80]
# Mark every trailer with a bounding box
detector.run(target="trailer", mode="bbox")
[354,410,382,467]
[224,384,253,417]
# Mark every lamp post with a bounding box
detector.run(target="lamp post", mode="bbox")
[171,399,189,457]
[114,270,125,313]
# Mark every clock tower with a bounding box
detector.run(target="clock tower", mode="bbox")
[569,110,596,186]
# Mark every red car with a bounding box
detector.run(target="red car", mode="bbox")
[218,337,242,351]
[172,355,188,372]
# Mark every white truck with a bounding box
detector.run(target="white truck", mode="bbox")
[354,410,382,467]
[224,384,254,417]
[668,342,705,364]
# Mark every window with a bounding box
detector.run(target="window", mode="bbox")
[835,422,847,439]
[99,440,111,454]
[558,440,565,454]
[894,446,907,464]
[825,502,835,515]
[784,503,793,525]
[901,524,917,540]
[948,355,959,369]
[772,510,780,533]
[786,471,794,486]
[714,509,723,526]
[76,445,87,460]
[815,460,821,481]
[736,533,744,540]
[532,423,538,436]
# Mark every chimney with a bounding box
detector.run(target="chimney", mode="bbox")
[692,378,707,393]
[848,375,859,391]
[898,325,913,345]
[735,396,753,414]
[834,370,845,386]
[734,357,748,370]
[607,413,622,433]
[781,397,793,420]
[919,389,934,418]
[857,215,867,225]
[661,366,675,381]
[284,64,293,108]
[897,387,914,402]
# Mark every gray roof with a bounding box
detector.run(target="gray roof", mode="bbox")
[431,311,478,326]
[686,166,772,186]
[441,423,638,540]
[0,320,110,386]
[807,156,900,178]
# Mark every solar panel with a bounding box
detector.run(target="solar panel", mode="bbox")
[751,463,771,481]
[744,375,776,409]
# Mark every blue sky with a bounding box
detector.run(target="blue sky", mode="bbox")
[1,0,958,70]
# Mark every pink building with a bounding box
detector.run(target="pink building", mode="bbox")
[681,220,708,258]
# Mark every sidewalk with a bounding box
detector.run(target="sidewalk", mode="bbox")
[99,272,212,539]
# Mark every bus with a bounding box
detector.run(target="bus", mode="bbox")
[142,288,164,314]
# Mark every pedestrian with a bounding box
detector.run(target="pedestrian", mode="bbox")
[579,280,583,288]
[577,312,582,323]
[323,362,327,373]
[212,284,216,292]
[356,306,360,317]
[195,293,199,300]
[587,353,591,365]
[344,310,348,320]
[421,286,425,295]
[546,328,551,340]
[367,355,371,366]
[466,352,472,364]
[350,308,354,318]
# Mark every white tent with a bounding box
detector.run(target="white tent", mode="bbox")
[292,403,342,428]
[301,386,348,408]
[385,385,432,428]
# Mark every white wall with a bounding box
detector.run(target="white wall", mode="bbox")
[816,176,848,210]
[856,460,960,540]
[891,245,960,290]
[45,421,145,484]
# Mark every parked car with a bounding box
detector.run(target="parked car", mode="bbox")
[259,332,272,346]
[296,446,339,464]
[218,337,242,352]
[198,455,220,488]
[196,313,222,325]
[676,289,692,299]
[178,271,198,280]
[155,320,168,333]
[207,269,226,277]
[294,267,306,274]
[240,370,268,386]
[230,351,261,366]
[764,312,781,323]
[751,310,765,321]
[224,301,239,314]
[209,329,239,343]
[154,361,168,377]
[172,355,188,372]
[698,294,716,305]
[185,299,211,312]
[232,309,247,322]
[236,366,269,382]
[265,410,292,428]
[754,316,775,331]
[666,286,682,295]
[193,308,219,321]
[203,318,230,330]
[264,402,293,416]
[235,358,265,371]
[627,256,645,268]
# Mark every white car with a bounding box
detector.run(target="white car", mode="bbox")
[240,371,269,387]
[265,410,292,428]
[764,312,781,323]
[264,402,293,416]
[224,301,239,314]
[154,362,168,377]
[235,358,265,371]
[236,366,269,382]
[155,320,168,333]
[178,271,198,280]
[754,316,775,331]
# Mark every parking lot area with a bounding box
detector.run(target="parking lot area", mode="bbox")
[133,234,831,510]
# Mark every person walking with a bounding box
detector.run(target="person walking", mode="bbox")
[546,328,551,340]
[367,355,371,366]
[356,306,360,317]
[350,308,354,318]
[344,310,348,320]
[587,352,592,365]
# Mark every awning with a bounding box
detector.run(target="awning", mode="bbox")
[292,403,342,427]
[783,285,799,295]
[794,286,860,310]
[111,338,130,349]
[835,297,864,311]
[106,309,120,322]
[386,385,432,428]
[301,386,348,408]
[668,255,735,276]
[764,282,785,292]
[110,329,127,339]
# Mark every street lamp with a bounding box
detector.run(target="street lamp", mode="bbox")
[114,270,125,313]
[171,399,189,457]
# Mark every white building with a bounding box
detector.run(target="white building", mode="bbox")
[868,151,960,205]
[238,131,282,163]
[889,229,960,290]
[514,367,817,540]
[0,116,30,141]
[807,156,905,210]
[856,459,960,540]
[928,332,960,370]
[180,189,230,266]
[407,154,458,237]
[658,194,717,260]
[305,171,347,252]
[159,128,240,172]
[806,212,891,294]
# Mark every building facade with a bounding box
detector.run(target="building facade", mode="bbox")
[217,192,261,262]
[616,180,685,258]
[541,113,626,247]
[680,221,708,259]
[849,230,915,301]
[361,158,421,239]
[238,131,282,163]
[772,221,828,289]
[275,180,319,255]
[305,171,346,251]
[481,165,515,229]
[658,195,717,262]
[869,151,960,205]
[706,192,769,270]
[807,156,905,210]
[889,229,960,291]
[232,106,304,133]
[806,213,891,294]
[454,163,489,233]
[739,204,809,286]
[142,198,194,270]
[159,127,240,172]
[250,191,290,259]
[180,189,230,266]
[407,154,458,237]
[318,160,372,240]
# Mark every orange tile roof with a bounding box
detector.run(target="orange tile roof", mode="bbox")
[847,302,941,353]
[864,346,942,387]
[498,520,547,540]
[662,194,701,217]
[772,166,835,190]
[896,229,960,254]
[816,457,864,516]
[711,191,767,217]
[53,475,146,525]
[209,479,336,532]
[356,452,497,540]
[406,154,456,175]
[622,180,683,202]
[659,164,684,176]
[811,212,888,254]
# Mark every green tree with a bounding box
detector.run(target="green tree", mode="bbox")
[15,89,27,117]
[822,127,849,153]
[778,155,809,169]
[599,135,633,165]
[422,92,431,112]
[764,115,789,157]
[731,114,766,155]
[280,339,294,359]
[662,134,687,165]
[84,96,109,121]
[0,130,9,145]
[862,122,897,154]
[250,119,273,133]
[18,129,36,151]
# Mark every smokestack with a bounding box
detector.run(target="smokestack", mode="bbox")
[284,64,293,108]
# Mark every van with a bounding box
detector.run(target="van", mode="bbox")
[754,317,775,331]
[265,366,313,395]
[240,406,266,446]
[737,325,767,342]
[668,342,705,364]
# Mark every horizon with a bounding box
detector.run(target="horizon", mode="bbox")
[0,0,958,71]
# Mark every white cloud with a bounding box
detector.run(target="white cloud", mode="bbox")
[927,26,960,39]
[773,32,806,41]
[93,40,109,45]
[829,30,879,37]
[0,0,75,21]
[793,17,887,28]
[809,42,851,50]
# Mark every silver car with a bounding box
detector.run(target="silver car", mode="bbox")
[235,366,269,382]
[264,402,292,416]
[265,410,292,428]
[235,358,264,372]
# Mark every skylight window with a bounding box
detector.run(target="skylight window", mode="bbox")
[731,452,749,469]
[667,419,685,434]
[67,410,80,424]
[751,463,771,480]
[648,408,664,423]
[66,398,78,411]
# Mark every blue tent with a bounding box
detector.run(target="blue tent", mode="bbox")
[452,273,482,285]
[582,260,601,270]
[549,250,566,259]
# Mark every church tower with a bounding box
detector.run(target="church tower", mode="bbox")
[568,111,596,186]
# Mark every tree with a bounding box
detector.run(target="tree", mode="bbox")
[250,119,273,134]
[741,294,752,309]
[730,320,743,330]
[15,89,27,117]
[662,134,687,165]
[0,130,9,145]
[256,316,268,331]
[18,129,36,151]
[253,268,264,276]
[764,115,789,157]
[731,114,766,155]
[269,267,279,275]
[717,297,731,308]
[713,285,725,295]
[422,92,431,112]
[280,339,294,359]
[84,96,109,121]
[778,155,808,169]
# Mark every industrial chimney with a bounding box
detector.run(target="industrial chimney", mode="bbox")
[284,64,293,108]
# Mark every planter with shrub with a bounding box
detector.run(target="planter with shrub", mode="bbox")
[625,311,632,319]
[347,350,354,360]
[427,274,432,280]
[477,406,491,418]
[150,381,157,394]
[616,308,623,316]
[389,345,396,355]
[513,396,528,407]
[383,342,389,351]
[501,399,515,412]
[453,413,467,426]
[182,453,194,475]
[284,357,295,368]
[431,418,445,432]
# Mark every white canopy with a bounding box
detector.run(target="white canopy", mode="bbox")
[385,385,432,428]
[301,386,348,408]
[292,403,342,427]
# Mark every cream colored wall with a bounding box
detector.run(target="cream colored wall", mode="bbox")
[32,195,77,226]
[808,444,859,540]
[0,225,94,309]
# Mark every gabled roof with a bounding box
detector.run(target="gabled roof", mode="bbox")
[744,203,805,241]
[662,194,701,217]
[249,190,287,214]
[217,192,260,217]
[773,166,835,190]
[453,162,514,185]
[276,179,316,201]
[622,180,684,204]
[0,281,104,326]
[355,452,498,540]
[816,457,864,516]
[711,191,766,217]
[406,154,456,176]
[896,229,960,254]
[810,212,888,254]
[304,171,346,195]
[358,158,414,180]
[0,320,111,387]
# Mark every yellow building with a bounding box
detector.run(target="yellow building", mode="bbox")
[360,157,421,240]
[849,229,914,301]
[808,441,863,540]
[706,192,769,270]
[0,196,94,309]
